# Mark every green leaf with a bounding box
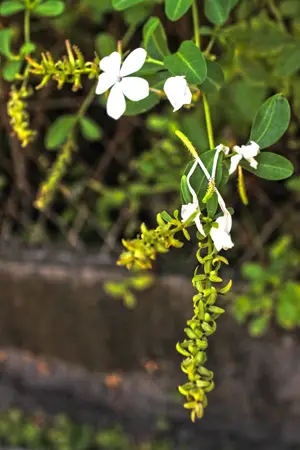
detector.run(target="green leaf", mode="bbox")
[112,0,144,11]
[2,60,22,81]
[204,0,231,25]
[45,115,76,150]
[95,33,117,58]
[34,0,65,16]
[180,175,191,204]
[249,315,269,337]
[286,176,300,192]
[242,263,264,280]
[241,152,294,180]
[200,60,224,93]
[124,3,152,25]
[80,117,103,141]
[274,45,300,77]
[20,41,36,56]
[143,17,170,61]
[125,71,168,115]
[164,40,207,85]
[0,28,13,58]
[250,94,291,149]
[165,0,193,21]
[0,1,25,16]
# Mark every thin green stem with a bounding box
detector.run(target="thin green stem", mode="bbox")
[192,0,201,48]
[267,0,285,30]
[203,94,215,149]
[24,9,31,44]
[146,57,164,66]
[76,82,96,122]
[122,24,136,50]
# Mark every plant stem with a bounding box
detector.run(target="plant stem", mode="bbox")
[146,57,164,66]
[192,0,201,48]
[267,0,285,30]
[203,94,215,149]
[122,24,136,50]
[76,82,96,122]
[24,9,31,44]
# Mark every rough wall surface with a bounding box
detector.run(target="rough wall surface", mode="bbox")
[0,248,300,449]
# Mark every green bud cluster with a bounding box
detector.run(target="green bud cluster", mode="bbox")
[7,84,36,147]
[27,42,99,91]
[117,210,192,270]
[177,237,232,422]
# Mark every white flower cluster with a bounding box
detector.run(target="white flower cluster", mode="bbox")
[180,141,260,252]
[96,48,192,120]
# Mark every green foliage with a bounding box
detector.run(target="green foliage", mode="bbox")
[105,273,154,308]
[95,33,117,58]
[241,152,294,180]
[164,40,207,84]
[0,409,172,450]
[80,117,103,141]
[204,0,233,25]
[165,0,193,21]
[34,1,65,17]
[0,1,25,16]
[45,115,77,150]
[112,0,145,11]
[232,236,300,336]
[249,95,291,149]
[143,17,170,61]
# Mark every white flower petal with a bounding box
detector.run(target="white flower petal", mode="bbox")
[120,48,147,77]
[106,83,126,120]
[95,72,116,95]
[164,76,192,112]
[249,157,258,169]
[216,143,230,155]
[210,217,234,252]
[100,52,121,76]
[120,77,149,101]
[181,202,198,222]
[242,141,260,159]
[229,154,242,175]
[194,214,205,236]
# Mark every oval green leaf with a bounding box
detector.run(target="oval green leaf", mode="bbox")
[250,94,291,149]
[165,0,193,21]
[0,28,13,58]
[164,40,207,85]
[80,117,103,141]
[143,17,170,61]
[0,1,25,16]
[34,0,65,17]
[204,0,231,25]
[3,60,22,81]
[95,33,117,58]
[45,115,76,150]
[112,0,144,11]
[241,152,294,180]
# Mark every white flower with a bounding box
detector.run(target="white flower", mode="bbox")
[210,214,234,252]
[163,76,192,112]
[96,48,149,120]
[229,141,260,175]
[215,143,230,155]
[209,190,234,251]
[181,160,205,236]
